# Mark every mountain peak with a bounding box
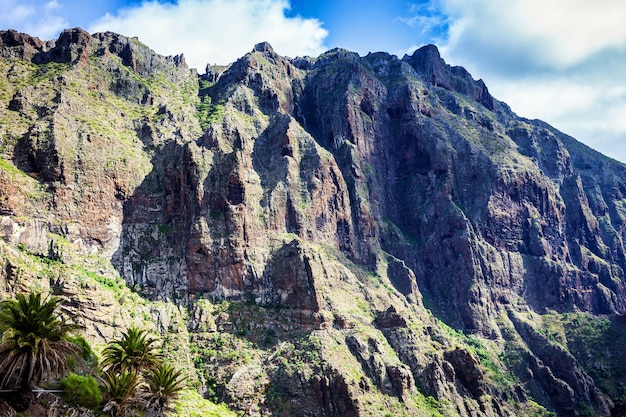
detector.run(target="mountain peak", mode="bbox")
[410,43,443,62]
[403,43,494,109]
[253,41,275,54]
[402,44,445,76]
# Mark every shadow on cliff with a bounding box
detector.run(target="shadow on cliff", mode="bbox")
[111,140,194,301]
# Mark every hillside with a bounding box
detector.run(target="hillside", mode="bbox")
[1,28,626,416]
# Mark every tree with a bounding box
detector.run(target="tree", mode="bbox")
[0,292,81,390]
[102,367,142,417]
[143,363,187,417]
[101,327,162,374]
[101,327,165,416]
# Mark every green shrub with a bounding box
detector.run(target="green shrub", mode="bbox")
[65,334,98,366]
[61,372,102,409]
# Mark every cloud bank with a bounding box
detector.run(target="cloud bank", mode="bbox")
[89,0,328,70]
[429,0,626,162]
[440,0,626,71]
[0,0,68,39]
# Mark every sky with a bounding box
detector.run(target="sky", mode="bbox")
[1,0,626,163]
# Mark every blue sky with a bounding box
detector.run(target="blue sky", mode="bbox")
[2,0,626,164]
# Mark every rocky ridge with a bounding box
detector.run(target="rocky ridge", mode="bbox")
[1,28,626,416]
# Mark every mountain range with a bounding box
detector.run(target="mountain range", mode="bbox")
[1,27,626,416]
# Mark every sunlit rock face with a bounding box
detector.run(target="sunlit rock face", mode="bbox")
[183,40,626,326]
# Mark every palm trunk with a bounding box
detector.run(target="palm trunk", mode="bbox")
[8,390,33,412]
[11,359,34,412]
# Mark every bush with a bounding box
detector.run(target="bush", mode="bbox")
[65,334,98,366]
[62,372,102,409]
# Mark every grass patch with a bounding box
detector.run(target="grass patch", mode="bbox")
[196,94,225,131]
[0,157,27,177]
[411,391,444,417]
[174,389,237,417]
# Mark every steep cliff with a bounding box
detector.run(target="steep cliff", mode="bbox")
[1,28,626,416]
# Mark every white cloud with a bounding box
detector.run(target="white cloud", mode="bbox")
[431,0,626,163]
[2,3,35,22]
[45,0,61,11]
[0,0,68,40]
[88,0,328,70]
[439,0,626,70]
[400,4,444,34]
[2,2,35,24]
[488,77,626,160]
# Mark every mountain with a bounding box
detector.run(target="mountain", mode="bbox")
[1,27,626,416]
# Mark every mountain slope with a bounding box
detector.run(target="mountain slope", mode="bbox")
[1,28,626,416]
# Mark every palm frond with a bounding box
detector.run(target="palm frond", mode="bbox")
[143,363,187,417]
[102,368,143,417]
[101,327,162,374]
[0,292,82,389]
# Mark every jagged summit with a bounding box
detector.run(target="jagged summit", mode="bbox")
[0,28,188,72]
[402,43,494,109]
[403,43,444,71]
[252,41,274,53]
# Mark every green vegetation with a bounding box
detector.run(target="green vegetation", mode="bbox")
[174,389,237,417]
[0,290,229,416]
[411,391,444,417]
[65,334,98,367]
[100,326,168,416]
[97,324,208,417]
[78,266,126,292]
[539,313,568,345]
[436,318,524,404]
[0,292,82,391]
[272,334,323,378]
[0,157,28,178]
[196,78,225,131]
[144,363,187,416]
[3,29,626,417]
[562,313,626,402]
[516,311,626,411]
[101,327,162,374]
[61,372,102,409]
[102,367,143,416]
[30,62,70,85]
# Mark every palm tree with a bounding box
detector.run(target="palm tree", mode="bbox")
[102,367,142,417]
[143,363,187,417]
[0,292,81,390]
[100,327,162,374]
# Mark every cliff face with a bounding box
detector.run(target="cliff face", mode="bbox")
[2,28,626,416]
